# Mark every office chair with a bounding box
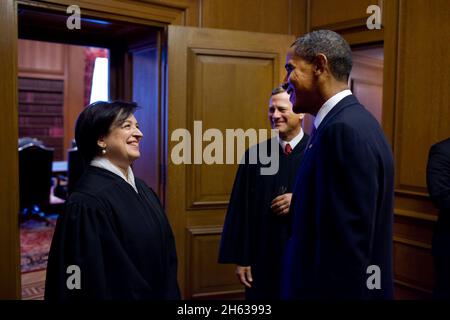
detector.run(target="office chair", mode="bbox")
[18,137,44,148]
[18,142,54,224]
[54,147,86,199]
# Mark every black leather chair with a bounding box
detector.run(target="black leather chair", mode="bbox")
[18,142,54,224]
[54,147,85,199]
[18,137,44,148]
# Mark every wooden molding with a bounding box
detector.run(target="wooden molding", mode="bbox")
[393,236,431,250]
[18,71,65,80]
[394,208,437,223]
[395,187,430,199]
[18,0,185,26]
[0,0,21,300]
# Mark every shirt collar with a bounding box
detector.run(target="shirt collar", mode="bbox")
[314,89,352,129]
[278,128,304,150]
[90,157,138,193]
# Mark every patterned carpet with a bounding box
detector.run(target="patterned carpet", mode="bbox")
[20,217,57,273]
[20,217,57,300]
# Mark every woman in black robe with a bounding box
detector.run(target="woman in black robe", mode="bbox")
[45,101,180,300]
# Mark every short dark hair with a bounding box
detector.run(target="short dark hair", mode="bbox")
[292,30,352,81]
[271,86,287,97]
[75,101,138,164]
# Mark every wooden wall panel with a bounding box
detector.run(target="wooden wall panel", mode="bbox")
[393,238,433,295]
[384,0,450,299]
[291,0,308,36]
[18,39,65,75]
[187,227,243,299]
[200,0,306,35]
[187,49,274,209]
[18,39,66,79]
[308,0,382,30]
[306,0,384,45]
[394,0,450,195]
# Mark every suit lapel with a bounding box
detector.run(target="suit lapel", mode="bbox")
[308,94,360,151]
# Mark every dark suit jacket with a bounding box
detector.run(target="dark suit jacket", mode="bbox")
[427,138,450,257]
[282,94,395,299]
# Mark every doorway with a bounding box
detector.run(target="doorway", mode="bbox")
[350,44,384,123]
[17,3,165,299]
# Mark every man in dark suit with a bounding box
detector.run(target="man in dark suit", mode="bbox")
[281,30,395,299]
[427,137,450,299]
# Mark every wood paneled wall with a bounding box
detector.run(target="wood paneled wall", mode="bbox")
[307,0,384,44]
[1,0,449,299]
[308,0,381,30]
[200,0,307,35]
[384,0,450,299]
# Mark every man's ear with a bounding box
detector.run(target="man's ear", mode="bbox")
[299,113,305,120]
[314,53,328,75]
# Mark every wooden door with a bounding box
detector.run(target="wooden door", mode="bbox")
[166,25,294,299]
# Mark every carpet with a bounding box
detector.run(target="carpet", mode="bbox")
[20,217,57,273]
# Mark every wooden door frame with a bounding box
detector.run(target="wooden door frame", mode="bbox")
[0,0,186,299]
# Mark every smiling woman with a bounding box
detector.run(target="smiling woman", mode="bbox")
[45,101,180,300]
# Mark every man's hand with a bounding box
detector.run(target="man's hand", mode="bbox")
[271,193,292,216]
[235,265,253,288]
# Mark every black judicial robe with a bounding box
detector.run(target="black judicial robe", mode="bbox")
[218,135,308,299]
[45,166,180,300]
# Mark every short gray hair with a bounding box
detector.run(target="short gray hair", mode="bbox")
[271,86,287,97]
[292,30,352,81]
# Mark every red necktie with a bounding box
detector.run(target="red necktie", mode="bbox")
[284,143,292,155]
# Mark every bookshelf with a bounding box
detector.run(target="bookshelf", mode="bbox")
[18,77,64,160]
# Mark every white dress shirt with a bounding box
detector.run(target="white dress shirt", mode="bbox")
[90,157,138,193]
[313,89,352,129]
[278,128,304,151]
